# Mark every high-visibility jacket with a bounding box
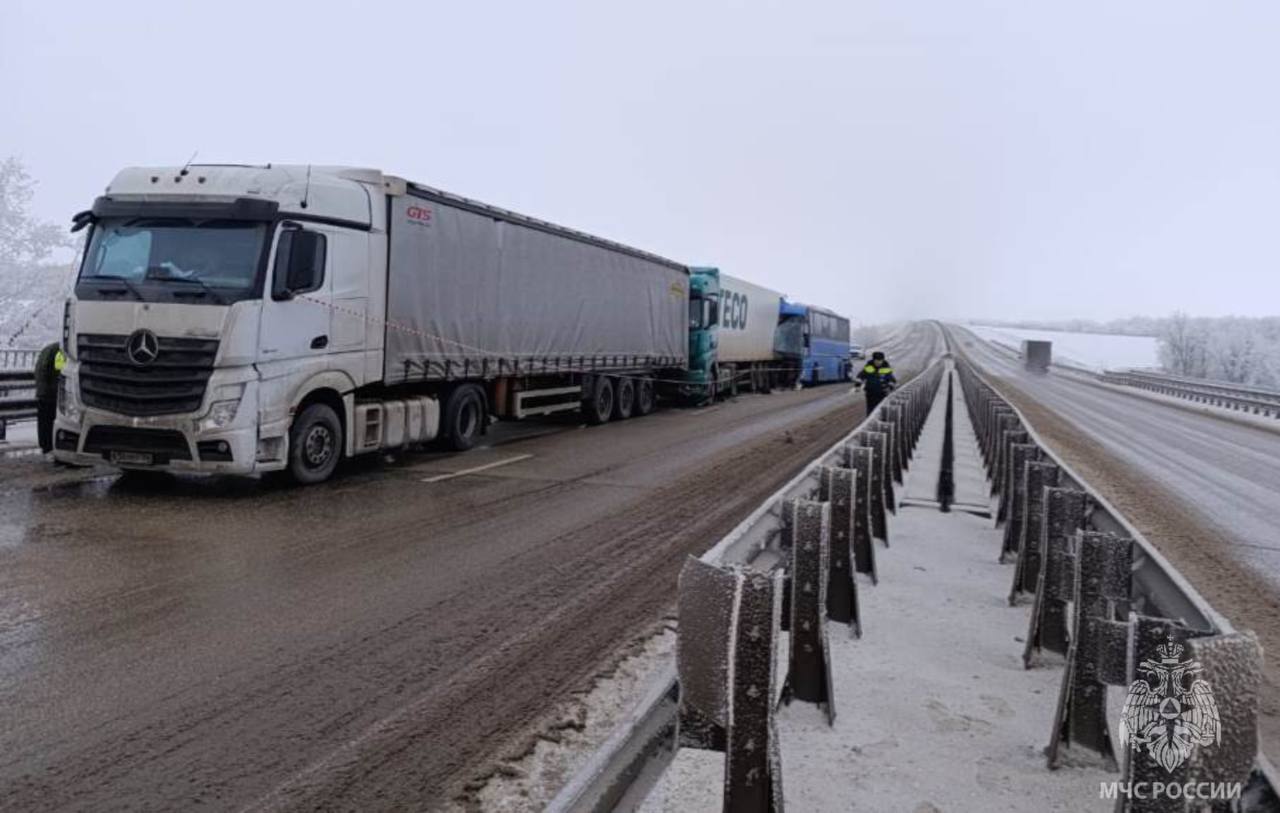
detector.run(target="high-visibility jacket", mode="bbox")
[856,361,897,395]
[34,343,64,400]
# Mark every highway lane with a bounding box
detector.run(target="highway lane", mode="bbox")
[0,323,938,811]
[957,328,1280,582]
[953,325,1280,760]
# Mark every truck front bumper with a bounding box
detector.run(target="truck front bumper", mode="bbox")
[51,373,278,476]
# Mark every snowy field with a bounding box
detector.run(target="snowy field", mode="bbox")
[966,325,1159,372]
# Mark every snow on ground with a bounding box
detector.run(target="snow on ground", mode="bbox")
[463,623,677,811]
[967,325,1159,372]
[640,367,1113,812]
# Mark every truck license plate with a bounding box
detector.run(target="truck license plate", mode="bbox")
[110,451,154,466]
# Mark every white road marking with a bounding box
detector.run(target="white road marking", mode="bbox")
[420,454,533,483]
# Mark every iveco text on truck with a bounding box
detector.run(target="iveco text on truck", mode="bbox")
[54,165,690,482]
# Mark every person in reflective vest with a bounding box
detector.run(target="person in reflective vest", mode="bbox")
[855,351,896,412]
[34,342,65,453]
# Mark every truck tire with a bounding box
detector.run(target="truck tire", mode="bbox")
[583,377,614,425]
[442,384,485,451]
[634,378,656,416]
[288,402,343,484]
[612,376,635,420]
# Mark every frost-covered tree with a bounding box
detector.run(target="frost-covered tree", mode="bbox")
[0,157,73,346]
[0,157,67,269]
[1158,311,1209,377]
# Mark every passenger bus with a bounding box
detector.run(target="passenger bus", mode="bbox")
[776,301,852,385]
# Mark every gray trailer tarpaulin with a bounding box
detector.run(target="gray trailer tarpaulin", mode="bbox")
[383,188,690,384]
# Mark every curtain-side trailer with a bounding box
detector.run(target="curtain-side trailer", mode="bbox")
[54,165,689,483]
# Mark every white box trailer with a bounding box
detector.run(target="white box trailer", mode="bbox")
[716,273,784,364]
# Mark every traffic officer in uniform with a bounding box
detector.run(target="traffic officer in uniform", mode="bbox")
[34,341,65,453]
[855,351,897,413]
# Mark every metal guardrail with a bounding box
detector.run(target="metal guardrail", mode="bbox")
[0,348,39,371]
[552,321,1279,811]
[1100,370,1280,419]
[0,366,38,434]
[548,326,948,813]
[948,327,1280,807]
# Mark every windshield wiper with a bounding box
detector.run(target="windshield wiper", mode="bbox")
[81,275,144,301]
[144,266,228,305]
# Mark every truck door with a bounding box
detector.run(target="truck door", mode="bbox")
[258,222,332,367]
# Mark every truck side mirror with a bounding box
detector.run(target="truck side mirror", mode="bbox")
[272,228,327,300]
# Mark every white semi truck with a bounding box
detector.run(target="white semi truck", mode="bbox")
[53,165,689,483]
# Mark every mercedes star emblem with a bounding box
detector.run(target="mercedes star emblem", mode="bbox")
[125,329,160,366]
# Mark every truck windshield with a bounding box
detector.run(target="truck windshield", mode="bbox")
[689,296,718,330]
[77,218,269,303]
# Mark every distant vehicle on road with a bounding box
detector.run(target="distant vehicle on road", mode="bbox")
[849,343,865,360]
[1022,340,1052,373]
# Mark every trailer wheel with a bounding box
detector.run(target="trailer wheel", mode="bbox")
[612,376,635,420]
[442,384,485,451]
[634,378,656,416]
[287,403,343,484]
[583,377,614,425]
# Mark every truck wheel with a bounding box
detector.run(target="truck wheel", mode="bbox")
[583,377,614,425]
[634,378,656,416]
[443,384,485,451]
[612,377,635,420]
[288,403,343,484]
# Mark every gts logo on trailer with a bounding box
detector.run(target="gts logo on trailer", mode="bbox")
[722,290,749,331]
[405,204,434,227]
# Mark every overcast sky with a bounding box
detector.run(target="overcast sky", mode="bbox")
[4,1,1277,324]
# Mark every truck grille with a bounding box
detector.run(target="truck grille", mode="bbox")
[77,333,219,416]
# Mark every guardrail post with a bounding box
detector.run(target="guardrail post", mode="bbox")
[879,404,910,476]
[1024,487,1090,667]
[865,419,902,488]
[993,427,1029,500]
[778,497,797,551]
[986,411,1018,474]
[1116,615,1216,812]
[820,466,861,635]
[1009,461,1061,602]
[842,446,878,583]
[1047,530,1133,770]
[1180,631,1263,809]
[780,500,837,725]
[1000,443,1041,561]
[676,557,785,812]
[854,434,889,545]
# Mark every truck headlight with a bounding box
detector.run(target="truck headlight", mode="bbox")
[202,384,245,430]
[57,377,80,421]
[207,400,241,428]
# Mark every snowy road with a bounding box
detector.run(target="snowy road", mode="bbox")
[952,325,1280,761]
[0,325,940,810]
[957,328,1280,582]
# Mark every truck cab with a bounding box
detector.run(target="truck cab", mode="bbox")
[53,164,390,483]
[683,267,721,402]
